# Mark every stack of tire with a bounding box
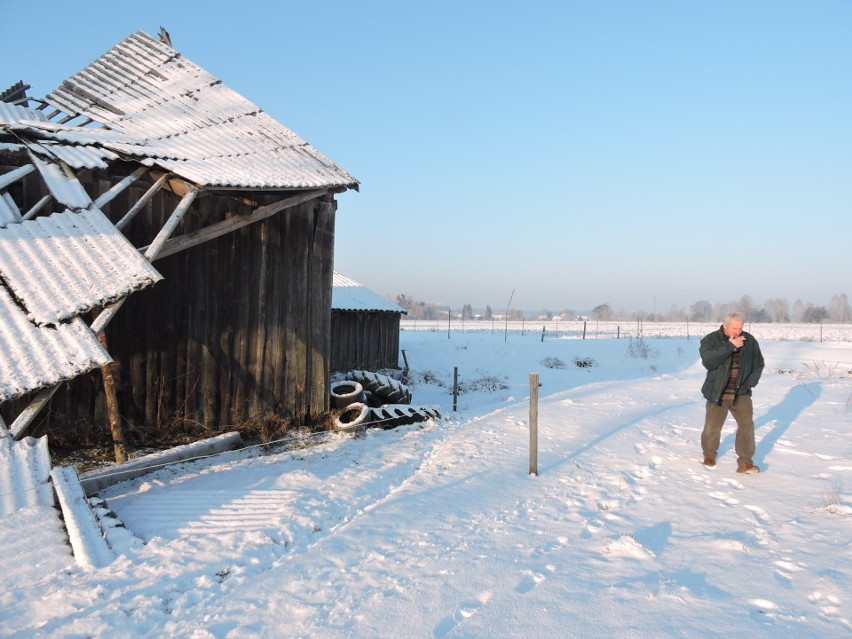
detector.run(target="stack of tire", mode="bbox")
[330,370,440,431]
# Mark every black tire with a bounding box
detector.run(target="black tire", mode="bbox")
[371,404,441,429]
[330,381,365,409]
[347,371,412,404]
[334,402,370,429]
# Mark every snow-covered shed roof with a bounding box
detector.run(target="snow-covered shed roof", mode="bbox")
[38,30,359,191]
[332,272,405,313]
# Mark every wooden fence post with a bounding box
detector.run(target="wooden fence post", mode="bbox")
[453,367,459,412]
[529,373,539,476]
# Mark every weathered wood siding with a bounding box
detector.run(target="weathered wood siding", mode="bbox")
[330,310,401,372]
[15,171,337,435]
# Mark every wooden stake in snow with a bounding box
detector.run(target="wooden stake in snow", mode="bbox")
[453,367,459,412]
[529,373,539,476]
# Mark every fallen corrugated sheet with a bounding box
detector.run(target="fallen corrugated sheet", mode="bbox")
[44,30,359,191]
[0,285,111,402]
[0,436,54,516]
[50,466,115,568]
[0,207,163,326]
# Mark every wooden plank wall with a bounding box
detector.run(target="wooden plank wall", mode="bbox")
[330,311,402,372]
[18,176,338,437]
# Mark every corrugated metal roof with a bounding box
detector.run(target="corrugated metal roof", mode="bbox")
[332,272,405,313]
[0,207,163,326]
[0,102,48,124]
[27,152,93,210]
[29,141,118,170]
[0,284,111,402]
[44,30,359,191]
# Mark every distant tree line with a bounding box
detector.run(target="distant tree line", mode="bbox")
[394,292,851,324]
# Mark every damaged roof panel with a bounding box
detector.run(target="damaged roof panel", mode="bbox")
[0,207,163,326]
[0,284,111,402]
[44,30,359,191]
[28,142,118,170]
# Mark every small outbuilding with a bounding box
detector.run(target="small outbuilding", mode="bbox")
[331,272,406,372]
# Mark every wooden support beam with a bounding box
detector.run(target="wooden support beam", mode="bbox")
[0,164,35,190]
[93,166,149,209]
[115,172,171,231]
[147,189,328,260]
[22,194,53,220]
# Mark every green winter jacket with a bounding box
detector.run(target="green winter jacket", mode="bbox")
[699,325,765,404]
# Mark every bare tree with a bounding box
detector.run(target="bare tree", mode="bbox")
[592,303,613,321]
[803,305,829,323]
[763,298,790,323]
[690,300,712,322]
[828,293,850,323]
[793,299,804,323]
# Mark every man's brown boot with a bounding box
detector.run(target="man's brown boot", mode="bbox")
[737,462,760,474]
[703,456,716,467]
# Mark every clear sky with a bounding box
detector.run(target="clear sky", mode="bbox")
[4,0,851,314]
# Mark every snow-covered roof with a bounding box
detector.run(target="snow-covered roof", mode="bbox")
[332,272,405,313]
[40,31,359,191]
[0,208,163,326]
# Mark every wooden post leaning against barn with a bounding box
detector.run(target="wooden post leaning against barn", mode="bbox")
[529,373,539,476]
[97,333,127,463]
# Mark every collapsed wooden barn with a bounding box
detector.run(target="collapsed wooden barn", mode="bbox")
[331,272,406,372]
[0,30,358,443]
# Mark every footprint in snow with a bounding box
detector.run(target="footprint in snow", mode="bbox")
[433,595,489,638]
[744,504,771,524]
[530,537,567,558]
[514,565,553,594]
[773,559,802,584]
[708,491,739,506]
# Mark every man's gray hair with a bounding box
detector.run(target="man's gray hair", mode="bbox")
[724,312,744,324]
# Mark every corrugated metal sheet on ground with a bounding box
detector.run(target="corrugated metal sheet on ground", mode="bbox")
[44,30,358,190]
[0,285,112,401]
[0,207,163,326]
[332,272,405,313]
[0,436,54,516]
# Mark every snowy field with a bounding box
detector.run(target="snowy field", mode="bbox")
[1,324,850,638]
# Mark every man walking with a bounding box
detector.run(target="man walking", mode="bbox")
[699,312,765,473]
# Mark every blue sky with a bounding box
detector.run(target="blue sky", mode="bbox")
[5,1,851,314]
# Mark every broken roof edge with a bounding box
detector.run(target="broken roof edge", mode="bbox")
[37,30,360,193]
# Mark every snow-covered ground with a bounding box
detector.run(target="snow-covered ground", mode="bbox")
[1,326,850,638]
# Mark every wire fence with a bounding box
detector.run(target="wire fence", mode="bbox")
[401,319,852,342]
